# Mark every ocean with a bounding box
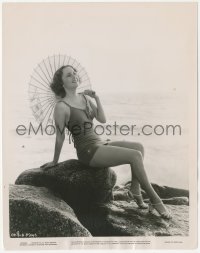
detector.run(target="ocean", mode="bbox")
[8,91,189,189]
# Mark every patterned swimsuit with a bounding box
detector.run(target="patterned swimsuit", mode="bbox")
[57,93,109,166]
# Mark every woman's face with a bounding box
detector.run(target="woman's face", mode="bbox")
[62,66,79,89]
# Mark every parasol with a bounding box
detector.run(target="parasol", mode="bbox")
[28,54,92,129]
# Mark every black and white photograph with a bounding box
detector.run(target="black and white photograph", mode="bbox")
[2,2,198,250]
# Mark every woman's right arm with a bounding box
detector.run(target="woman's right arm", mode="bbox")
[40,103,70,169]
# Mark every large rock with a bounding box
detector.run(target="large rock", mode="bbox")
[15,159,117,211]
[9,182,189,237]
[13,159,189,237]
[9,184,92,237]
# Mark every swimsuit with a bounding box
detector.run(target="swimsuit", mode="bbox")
[57,94,109,166]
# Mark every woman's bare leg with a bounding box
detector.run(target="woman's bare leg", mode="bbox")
[107,140,145,158]
[89,144,164,206]
[106,140,144,197]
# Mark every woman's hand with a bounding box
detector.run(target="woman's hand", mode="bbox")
[83,89,98,99]
[84,90,106,123]
[40,161,57,170]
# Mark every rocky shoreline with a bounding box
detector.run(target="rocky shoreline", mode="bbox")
[9,159,189,237]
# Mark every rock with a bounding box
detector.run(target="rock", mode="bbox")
[77,184,189,236]
[78,200,189,236]
[9,184,92,237]
[13,160,189,237]
[161,197,189,206]
[125,181,189,199]
[114,191,189,206]
[15,159,117,211]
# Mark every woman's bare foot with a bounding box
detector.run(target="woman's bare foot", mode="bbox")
[149,200,172,219]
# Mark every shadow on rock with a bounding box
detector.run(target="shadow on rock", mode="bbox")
[15,159,117,212]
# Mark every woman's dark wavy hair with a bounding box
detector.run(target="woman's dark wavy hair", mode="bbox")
[50,65,77,98]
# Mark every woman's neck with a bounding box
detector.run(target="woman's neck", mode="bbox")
[64,89,78,99]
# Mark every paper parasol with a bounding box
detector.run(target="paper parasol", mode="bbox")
[28,54,92,128]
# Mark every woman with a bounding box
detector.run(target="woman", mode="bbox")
[41,65,172,219]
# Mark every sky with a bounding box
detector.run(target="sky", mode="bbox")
[3,2,197,98]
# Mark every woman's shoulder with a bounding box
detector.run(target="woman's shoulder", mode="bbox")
[55,100,71,114]
[56,100,71,108]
